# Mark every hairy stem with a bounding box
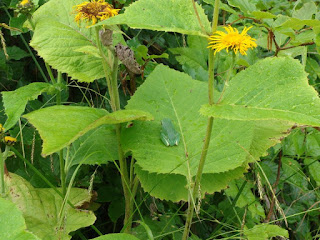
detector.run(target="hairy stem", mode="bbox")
[95,27,115,111]
[95,26,133,232]
[182,1,220,239]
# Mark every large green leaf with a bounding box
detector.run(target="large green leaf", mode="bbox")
[90,233,140,240]
[201,57,320,126]
[1,82,52,130]
[135,165,245,202]
[5,173,96,240]
[122,65,293,201]
[0,197,40,240]
[30,0,122,82]
[123,65,253,176]
[98,0,211,37]
[244,224,289,240]
[67,125,118,167]
[24,106,153,156]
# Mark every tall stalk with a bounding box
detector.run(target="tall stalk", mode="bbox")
[56,71,67,196]
[0,145,9,197]
[95,27,133,233]
[0,147,4,197]
[182,1,220,239]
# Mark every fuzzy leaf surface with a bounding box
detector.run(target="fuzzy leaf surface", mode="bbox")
[201,57,320,126]
[5,173,96,240]
[30,0,119,82]
[123,65,293,201]
[24,106,153,156]
[2,82,52,130]
[0,197,40,240]
[98,0,211,37]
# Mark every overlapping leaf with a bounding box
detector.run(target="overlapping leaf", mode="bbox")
[98,0,211,37]
[135,165,245,202]
[1,82,52,130]
[200,57,320,126]
[5,173,96,240]
[67,125,118,167]
[122,64,295,201]
[0,198,40,240]
[24,106,153,156]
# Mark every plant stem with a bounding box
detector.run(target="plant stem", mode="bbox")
[95,27,115,111]
[116,125,132,233]
[110,51,120,110]
[11,147,69,201]
[0,146,9,197]
[95,26,133,232]
[56,71,66,196]
[0,147,4,197]
[208,0,220,105]
[111,52,131,232]
[45,62,56,84]
[182,1,220,239]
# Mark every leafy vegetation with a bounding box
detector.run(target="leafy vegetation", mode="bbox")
[1,0,320,239]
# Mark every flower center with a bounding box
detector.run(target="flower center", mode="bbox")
[81,2,106,16]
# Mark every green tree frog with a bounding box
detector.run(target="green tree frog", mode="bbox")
[160,118,180,146]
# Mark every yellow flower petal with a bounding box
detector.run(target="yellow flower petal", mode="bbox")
[208,25,257,55]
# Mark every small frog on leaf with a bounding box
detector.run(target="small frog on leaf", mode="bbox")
[160,118,180,147]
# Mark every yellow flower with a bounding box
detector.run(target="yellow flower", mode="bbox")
[208,25,257,55]
[73,0,120,26]
[4,136,17,146]
[20,0,31,6]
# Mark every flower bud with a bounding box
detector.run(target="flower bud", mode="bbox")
[16,0,34,14]
[3,136,17,146]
